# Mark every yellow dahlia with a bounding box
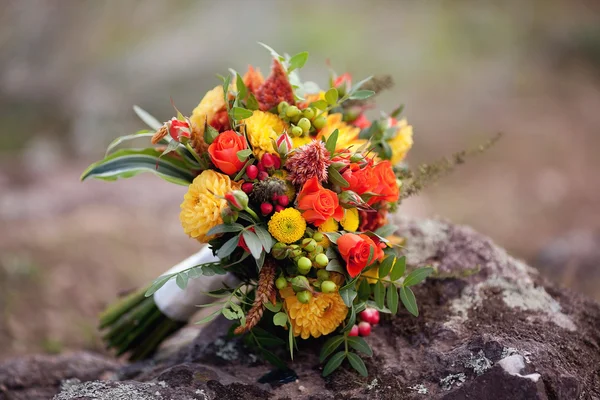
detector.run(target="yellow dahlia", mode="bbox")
[243,110,287,159]
[190,85,226,141]
[180,170,240,242]
[318,113,367,151]
[388,118,413,165]
[340,208,359,232]
[268,208,306,244]
[280,287,348,339]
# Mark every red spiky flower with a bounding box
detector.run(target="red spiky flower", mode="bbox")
[285,140,332,186]
[256,59,295,111]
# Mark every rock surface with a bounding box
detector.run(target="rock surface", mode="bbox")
[2,217,600,399]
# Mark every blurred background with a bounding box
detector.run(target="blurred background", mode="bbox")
[1,0,599,359]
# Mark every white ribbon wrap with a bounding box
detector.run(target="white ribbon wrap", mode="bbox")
[154,246,240,322]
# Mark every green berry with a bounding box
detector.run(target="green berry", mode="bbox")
[321,280,337,294]
[291,276,310,292]
[313,115,327,130]
[312,232,324,242]
[286,105,301,118]
[303,107,316,120]
[277,101,289,114]
[315,245,324,254]
[275,277,288,290]
[302,238,317,252]
[315,253,329,268]
[297,290,312,304]
[317,269,330,281]
[298,117,311,133]
[291,126,303,137]
[297,257,312,275]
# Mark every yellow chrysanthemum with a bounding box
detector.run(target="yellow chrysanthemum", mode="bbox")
[318,113,367,151]
[268,208,306,244]
[180,170,240,243]
[292,135,312,149]
[190,85,226,139]
[340,208,359,232]
[388,118,413,165]
[243,110,287,159]
[280,287,348,339]
[318,217,339,233]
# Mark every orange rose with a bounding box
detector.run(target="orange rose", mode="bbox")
[208,130,247,176]
[342,163,378,196]
[297,177,344,227]
[368,161,399,205]
[337,233,384,277]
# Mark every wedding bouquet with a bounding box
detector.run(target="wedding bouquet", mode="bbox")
[84,45,436,377]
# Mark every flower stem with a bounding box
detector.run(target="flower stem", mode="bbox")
[244,207,260,221]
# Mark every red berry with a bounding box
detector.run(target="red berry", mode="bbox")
[258,171,269,181]
[262,153,276,169]
[257,162,266,173]
[242,182,254,194]
[371,309,380,325]
[246,165,258,180]
[277,195,289,207]
[274,205,285,212]
[358,321,371,337]
[272,156,281,169]
[359,308,375,324]
[349,325,359,337]
[272,193,279,203]
[260,203,273,216]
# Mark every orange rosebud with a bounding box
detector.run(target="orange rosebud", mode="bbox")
[208,130,247,175]
[337,233,384,278]
[297,177,343,227]
[368,161,399,205]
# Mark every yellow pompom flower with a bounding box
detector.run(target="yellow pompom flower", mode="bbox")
[318,217,339,233]
[190,85,226,138]
[180,170,240,243]
[243,110,287,160]
[340,208,359,232]
[388,118,414,165]
[268,208,306,244]
[291,135,312,149]
[318,113,366,151]
[280,287,348,339]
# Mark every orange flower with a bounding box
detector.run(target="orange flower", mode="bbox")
[337,233,384,278]
[341,163,378,196]
[368,161,399,205]
[297,177,343,227]
[208,130,247,175]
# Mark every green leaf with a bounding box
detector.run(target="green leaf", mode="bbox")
[325,129,339,154]
[319,335,345,362]
[217,235,240,259]
[288,51,309,72]
[199,263,227,276]
[246,93,259,110]
[386,285,399,314]
[288,321,295,360]
[349,90,375,100]
[323,232,341,243]
[204,123,219,145]
[273,312,288,327]
[357,279,371,301]
[175,273,189,290]
[81,148,195,186]
[265,301,282,313]
[322,351,346,377]
[236,149,253,162]
[378,256,394,278]
[328,166,350,188]
[311,100,328,110]
[105,131,155,156]
[374,281,385,309]
[243,230,263,260]
[133,105,163,130]
[374,224,398,238]
[325,88,339,106]
[400,286,418,316]
[390,104,404,118]
[380,140,393,160]
[340,286,358,307]
[350,76,373,93]
[144,274,174,297]
[236,73,247,100]
[231,107,253,120]
[342,304,357,332]
[325,258,344,273]
[258,42,284,61]
[222,308,239,320]
[195,309,222,325]
[347,337,373,356]
[206,223,244,237]
[347,352,368,377]
[390,256,406,281]
[403,267,434,287]
[254,225,274,253]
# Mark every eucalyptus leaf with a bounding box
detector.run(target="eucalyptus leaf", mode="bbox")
[243,230,263,260]
[254,225,274,253]
[217,235,240,259]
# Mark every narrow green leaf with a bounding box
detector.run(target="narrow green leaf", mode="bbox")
[217,235,240,259]
[322,351,346,377]
[144,274,174,297]
[253,225,274,253]
[243,230,263,260]
[325,129,339,154]
[328,166,350,188]
[340,286,358,307]
[246,93,259,110]
[400,286,418,316]
[200,263,227,276]
[342,304,357,332]
[357,279,371,301]
[319,335,345,362]
[236,149,253,161]
[133,105,163,130]
[311,100,328,110]
[195,309,222,325]
[347,337,373,356]
[105,131,155,156]
[380,140,393,160]
[349,90,375,100]
[206,223,244,237]
[273,312,288,327]
[325,88,339,105]
[374,224,398,238]
[374,281,385,309]
[258,42,283,61]
[288,51,309,72]
[260,348,288,370]
[378,256,394,278]
[236,73,247,100]
[288,321,295,360]
[175,273,188,290]
[386,285,399,314]
[350,76,373,93]
[255,250,266,271]
[222,308,239,320]
[347,352,368,377]
[390,256,406,281]
[403,267,434,287]
[232,107,253,120]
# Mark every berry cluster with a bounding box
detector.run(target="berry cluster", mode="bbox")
[241,154,289,216]
[348,307,380,337]
[277,101,326,138]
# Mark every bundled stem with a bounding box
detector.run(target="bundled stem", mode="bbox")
[234,259,276,334]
